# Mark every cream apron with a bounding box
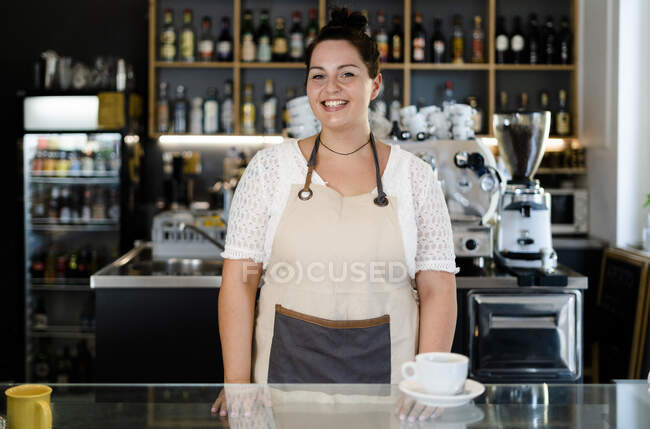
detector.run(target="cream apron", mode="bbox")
[252,133,419,383]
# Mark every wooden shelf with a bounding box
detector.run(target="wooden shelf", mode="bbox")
[494,64,576,71]
[154,61,235,68]
[410,63,490,71]
[240,62,305,69]
[379,62,405,70]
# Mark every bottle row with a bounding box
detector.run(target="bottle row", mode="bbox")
[157,78,301,135]
[31,339,94,383]
[30,244,116,281]
[30,185,120,224]
[497,89,572,136]
[539,145,586,170]
[29,135,120,177]
[158,8,573,66]
[32,295,95,332]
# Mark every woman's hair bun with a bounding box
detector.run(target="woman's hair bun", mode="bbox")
[328,7,367,34]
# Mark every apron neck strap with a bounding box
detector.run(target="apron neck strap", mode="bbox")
[299,133,389,207]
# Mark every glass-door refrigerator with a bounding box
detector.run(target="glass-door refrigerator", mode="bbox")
[20,92,141,382]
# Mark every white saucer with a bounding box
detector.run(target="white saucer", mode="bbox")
[398,379,486,408]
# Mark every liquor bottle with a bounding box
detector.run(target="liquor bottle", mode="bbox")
[442,80,455,108]
[55,252,67,278]
[256,9,272,62]
[542,16,556,64]
[198,16,214,61]
[180,9,196,62]
[558,16,572,64]
[390,15,403,62]
[431,18,446,63]
[190,97,203,134]
[495,16,509,64]
[217,17,233,61]
[282,86,296,132]
[262,79,277,134]
[241,83,256,135]
[81,187,92,222]
[173,84,189,133]
[59,187,72,223]
[389,80,402,125]
[375,10,389,63]
[510,16,525,64]
[157,81,170,133]
[499,90,508,111]
[66,250,79,278]
[360,10,371,37]
[160,8,177,61]
[466,96,482,133]
[272,17,289,62]
[289,11,305,61]
[30,251,45,278]
[32,184,46,219]
[55,347,73,384]
[412,12,426,62]
[241,9,256,62]
[33,298,47,329]
[518,92,529,110]
[556,89,571,136]
[527,14,541,65]
[203,87,219,134]
[221,80,234,134]
[451,15,464,64]
[471,16,485,63]
[305,9,318,49]
[33,348,51,381]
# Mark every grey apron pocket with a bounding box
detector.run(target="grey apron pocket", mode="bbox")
[268,304,391,383]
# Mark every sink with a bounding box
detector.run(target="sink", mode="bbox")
[127,259,223,276]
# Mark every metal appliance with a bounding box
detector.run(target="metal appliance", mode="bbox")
[547,188,589,235]
[493,111,554,269]
[468,289,582,383]
[398,140,501,272]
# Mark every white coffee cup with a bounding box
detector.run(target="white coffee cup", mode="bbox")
[401,352,469,395]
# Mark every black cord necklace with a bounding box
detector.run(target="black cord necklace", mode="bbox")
[319,136,370,155]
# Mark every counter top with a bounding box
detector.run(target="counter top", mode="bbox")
[91,242,587,289]
[2,382,649,428]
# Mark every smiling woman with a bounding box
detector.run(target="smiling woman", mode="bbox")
[214,6,458,424]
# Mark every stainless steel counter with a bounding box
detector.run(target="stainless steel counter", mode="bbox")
[91,242,587,289]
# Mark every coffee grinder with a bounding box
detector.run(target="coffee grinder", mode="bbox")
[493,111,560,277]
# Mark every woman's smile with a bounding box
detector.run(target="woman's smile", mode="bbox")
[321,99,349,112]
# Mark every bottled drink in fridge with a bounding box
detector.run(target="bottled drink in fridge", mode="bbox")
[256,10,272,62]
[160,8,177,61]
[527,14,541,65]
[180,9,196,62]
[217,17,233,61]
[203,87,219,134]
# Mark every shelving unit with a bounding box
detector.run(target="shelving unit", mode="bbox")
[148,0,580,141]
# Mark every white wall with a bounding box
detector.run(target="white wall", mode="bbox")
[581,0,619,244]
[581,0,650,246]
[616,0,650,247]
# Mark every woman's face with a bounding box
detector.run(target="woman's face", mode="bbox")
[306,40,382,131]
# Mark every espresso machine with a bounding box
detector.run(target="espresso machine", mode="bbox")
[399,139,501,274]
[493,111,557,272]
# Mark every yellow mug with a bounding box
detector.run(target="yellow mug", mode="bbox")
[5,384,52,429]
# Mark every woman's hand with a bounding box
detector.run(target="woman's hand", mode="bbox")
[211,385,273,420]
[394,394,443,422]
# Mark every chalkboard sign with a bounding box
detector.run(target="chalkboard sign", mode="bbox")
[595,248,649,381]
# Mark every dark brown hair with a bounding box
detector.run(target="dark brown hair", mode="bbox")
[304,7,380,80]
